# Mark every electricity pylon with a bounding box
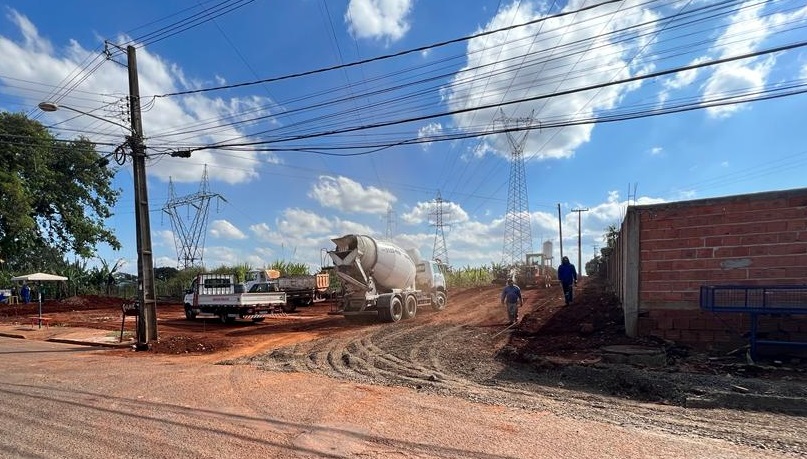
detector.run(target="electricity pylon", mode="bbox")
[162,165,226,269]
[430,190,450,266]
[498,109,536,266]
[385,205,396,240]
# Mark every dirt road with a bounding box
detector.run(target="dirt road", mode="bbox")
[1,281,806,456]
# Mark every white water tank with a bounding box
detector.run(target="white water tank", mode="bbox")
[542,240,553,260]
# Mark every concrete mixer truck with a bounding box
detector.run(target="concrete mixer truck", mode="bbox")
[327,234,447,322]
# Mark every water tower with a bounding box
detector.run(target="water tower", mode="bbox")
[542,240,553,267]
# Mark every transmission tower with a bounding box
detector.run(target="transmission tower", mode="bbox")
[430,191,450,266]
[162,165,226,269]
[384,205,396,240]
[498,109,536,265]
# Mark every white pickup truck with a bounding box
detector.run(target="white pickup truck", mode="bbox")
[183,273,287,323]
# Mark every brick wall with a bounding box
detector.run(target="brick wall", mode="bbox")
[624,188,807,349]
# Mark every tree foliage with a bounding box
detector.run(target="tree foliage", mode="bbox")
[0,112,120,271]
[586,224,621,277]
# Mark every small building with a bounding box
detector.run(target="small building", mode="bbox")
[607,187,807,351]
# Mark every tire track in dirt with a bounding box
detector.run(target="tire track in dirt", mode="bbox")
[234,286,807,454]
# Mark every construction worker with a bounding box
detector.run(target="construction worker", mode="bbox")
[500,278,523,325]
[557,256,578,305]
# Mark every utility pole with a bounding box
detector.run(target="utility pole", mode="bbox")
[128,45,157,348]
[557,204,563,259]
[571,208,589,276]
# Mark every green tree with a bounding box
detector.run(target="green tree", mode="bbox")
[0,112,120,272]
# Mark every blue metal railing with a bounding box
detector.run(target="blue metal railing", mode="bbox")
[700,285,807,359]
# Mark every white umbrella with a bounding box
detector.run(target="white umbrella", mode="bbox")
[11,272,69,328]
[11,272,68,282]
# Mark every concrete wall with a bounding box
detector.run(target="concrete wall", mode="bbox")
[609,188,807,349]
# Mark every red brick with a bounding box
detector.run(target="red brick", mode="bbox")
[637,317,656,334]
[699,331,717,342]
[741,234,779,245]
[680,330,699,343]
[779,232,800,243]
[787,220,807,231]
[679,227,716,238]
[749,198,787,210]
[663,330,681,341]
[748,267,788,279]
[730,246,751,257]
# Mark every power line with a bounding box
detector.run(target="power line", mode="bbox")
[153,0,626,99]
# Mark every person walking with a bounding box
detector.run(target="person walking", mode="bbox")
[557,256,578,305]
[500,278,523,325]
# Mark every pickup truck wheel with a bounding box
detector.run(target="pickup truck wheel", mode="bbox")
[282,303,297,313]
[432,291,447,311]
[219,313,234,324]
[402,295,417,319]
[184,305,196,320]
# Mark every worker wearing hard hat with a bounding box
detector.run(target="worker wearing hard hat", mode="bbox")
[557,256,578,306]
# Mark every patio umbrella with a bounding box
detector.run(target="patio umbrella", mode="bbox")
[11,273,69,328]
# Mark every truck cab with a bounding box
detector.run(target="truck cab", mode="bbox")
[416,260,446,292]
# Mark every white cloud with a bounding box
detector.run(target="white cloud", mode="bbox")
[401,200,470,225]
[333,218,375,236]
[703,57,775,118]
[445,0,660,160]
[701,1,807,118]
[209,219,247,239]
[0,10,278,186]
[345,0,412,42]
[417,122,442,150]
[202,246,242,268]
[152,229,176,250]
[249,223,276,243]
[649,146,663,156]
[309,175,396,213]
[276,209,333,236]
[658,56,708,105]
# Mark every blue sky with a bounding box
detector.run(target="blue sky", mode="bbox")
[1,0,806,275]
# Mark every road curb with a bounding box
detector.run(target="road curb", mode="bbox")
[46,338,133,348]
[0,331,27,339]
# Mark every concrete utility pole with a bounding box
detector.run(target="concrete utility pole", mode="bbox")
[557,204,563,259]
[571,208,589,276]
[127,45,158,348]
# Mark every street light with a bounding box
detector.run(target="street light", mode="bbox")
[39,90,158,350]
[37,102,132,131]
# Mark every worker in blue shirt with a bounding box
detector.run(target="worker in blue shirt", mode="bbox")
[20,283,31,304]
[557,256,578,305]
[500,278,523,325]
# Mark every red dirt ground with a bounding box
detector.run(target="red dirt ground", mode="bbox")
[0,279,643,358]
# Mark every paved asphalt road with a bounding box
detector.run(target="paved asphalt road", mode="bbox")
[0,337,791,459]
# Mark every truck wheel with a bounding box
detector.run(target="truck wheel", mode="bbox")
[402,295,417,319]
[432,291,447,311]
[252,317,265,323]
[184,305,196,320]
[282,303,297,313]
[379,297,403,323]
[219,313,234,324]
